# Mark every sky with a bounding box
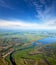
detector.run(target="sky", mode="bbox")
[0,0,56,30]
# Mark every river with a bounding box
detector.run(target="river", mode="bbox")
[9,37,56,65]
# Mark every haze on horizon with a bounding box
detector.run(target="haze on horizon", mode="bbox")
[0,0,56,30]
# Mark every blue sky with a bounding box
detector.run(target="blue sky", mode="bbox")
[0,0,56,30]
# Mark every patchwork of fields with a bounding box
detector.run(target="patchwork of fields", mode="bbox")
[0,31,56,65]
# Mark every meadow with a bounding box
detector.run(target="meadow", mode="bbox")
[0,31,56,65]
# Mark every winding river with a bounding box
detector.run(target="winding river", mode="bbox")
[10,37,56,65]
[10,52,16,65]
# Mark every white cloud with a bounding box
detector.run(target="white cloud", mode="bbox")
[0,19,56,30]
[31,0,56,22]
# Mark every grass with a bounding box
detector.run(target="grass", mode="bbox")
[0,58,8,65]
[45,56,56,65]
[0,59,4,65]
[6,55,12,65]
[0,32,56,65]
[12,48,43,65]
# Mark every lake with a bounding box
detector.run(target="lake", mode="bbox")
[37,37,56,45]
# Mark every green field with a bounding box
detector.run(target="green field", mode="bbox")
[0,31,56,65]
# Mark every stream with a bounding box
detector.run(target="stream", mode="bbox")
[9,41,37,65]
[9,37,56,65]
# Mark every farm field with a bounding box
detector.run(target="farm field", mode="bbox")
[0,30,56,65]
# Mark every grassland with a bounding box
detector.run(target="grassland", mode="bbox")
[0,31,56,65]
